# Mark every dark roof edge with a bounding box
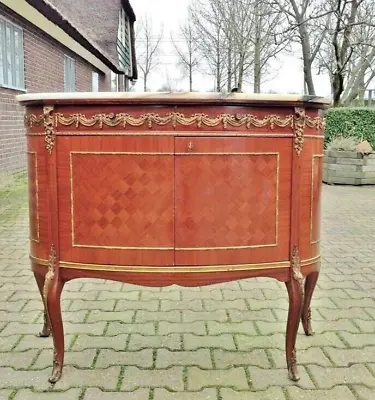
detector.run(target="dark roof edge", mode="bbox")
[122,0,136,22]
[24,0,125,74]
[129,21,138,80]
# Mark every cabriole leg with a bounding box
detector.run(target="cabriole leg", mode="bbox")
[44,275,65,383]
[285,276,304,381]
[33,272,51,337]
[301,271,319,336]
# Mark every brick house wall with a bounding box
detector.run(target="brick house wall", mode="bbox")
[0,2,110,175]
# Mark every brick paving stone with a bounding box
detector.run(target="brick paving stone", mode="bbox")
[269,348,332,368]
[239,278,283,290]
[156,349,212,368]
[70,300,116,312]
[229,309,276,322]
[1,276,30,284]
[154,388,218,400]
[223,288,264,300]
[364,308,375,319]
[0,300,26,312]
[326,273,371,282]
[187,367,248,390]
[352,385,375,400]
[52,366,121,391]
[352,319,375,332]
[115,299,159,311]
[183,310,228,322]
[331,298,375,308]
[213,349,270,369]
[86,310,134,323]
[38,311,88,324]
[273,308,325,322]
[84,388,150,400]
[308,364,375,389]
[135,310,181,323]
[95,349,153,368]
[261,289,288,300]
[121,366,184,391]
[32,349,96,369]
[127,334,182,351]
[184,334,236,351]
[286,386,356,400]
[315,289,350,299]
[13,389,82,400]
[207,321,257,335]
[0,321,105,336]
[355,282,375,290]
[325,346,375,366]
[0,349,38,369]
[183,289,222,300]
[257,319,359,335]
[317,281,359,290]
[15,334,74,351]
[249,366,315,390]
[0,292,13,301]
[221,387,286,400]
[366,363,375,376]
[344,288,375,298]
[203,299,247,311]
[81,282,123,291]
[158,321,206,335]
[0,335,22,351]
[340,332,375,347]
[246,299,289,311]
[237,332,346,351]
[60,291,98,301]
[142,290,180,300]
[318,307,374,321]
[23,299,70,312]
[0,367,52,391]
[161,299,203,311]
[72,334,128,351]
[0,283,36,292]
[0,310,40,323]
[107,321,156,335]
[97,290,140,300]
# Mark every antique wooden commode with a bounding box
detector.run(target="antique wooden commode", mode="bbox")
[17,92,329,383]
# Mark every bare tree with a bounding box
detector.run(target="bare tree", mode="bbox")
[190,0,288,93]
[171,17,200,91]
[252,0,289,92]
[189,0,228,91]
[215,0,255,91]
[272,0,330,95]
[135,14,163,92]
[332,0,375,105]
[315,0,375,105]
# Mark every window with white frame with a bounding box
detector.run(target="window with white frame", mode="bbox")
[0,17,25,90]
[110,71,119,92]
[64,55,75,92]
[92,71,99,92]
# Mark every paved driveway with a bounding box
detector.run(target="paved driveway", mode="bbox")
[1,176,375,399]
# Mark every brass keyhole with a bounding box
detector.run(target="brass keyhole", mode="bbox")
[188,142,194,151]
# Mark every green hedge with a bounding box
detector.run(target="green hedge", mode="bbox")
[324,107,375,149]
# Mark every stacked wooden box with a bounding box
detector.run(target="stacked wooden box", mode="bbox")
[323,150,375,185]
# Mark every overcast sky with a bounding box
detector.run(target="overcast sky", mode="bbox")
[130,0,331,96]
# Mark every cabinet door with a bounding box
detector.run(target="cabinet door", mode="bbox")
[57,136,175,266]
[175,137,292,266]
